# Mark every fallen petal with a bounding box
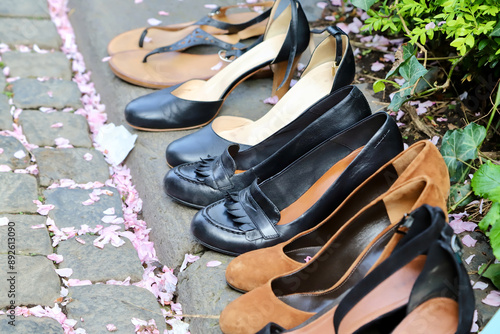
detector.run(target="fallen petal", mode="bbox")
[55,268,73,277]
[462,235,477,247]
[206,260,222,267]
[482,290,500,306]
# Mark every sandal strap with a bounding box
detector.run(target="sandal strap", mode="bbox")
[311,26,348,66]
[332,205,447,332]
[142,27,247,63]
[138,2,273,47]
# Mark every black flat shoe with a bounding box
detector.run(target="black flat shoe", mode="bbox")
[165,25,356,166]
[190,112,403,255]
[124,0,310,131]
[164,85,371,208]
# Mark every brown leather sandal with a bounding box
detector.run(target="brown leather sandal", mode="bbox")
[107,2,274,55]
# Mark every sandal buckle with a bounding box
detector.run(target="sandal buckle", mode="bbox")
[450,234,464,259]
[208,7,222,16]
[218,50,234,62]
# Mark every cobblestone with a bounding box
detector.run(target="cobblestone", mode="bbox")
[0,173,38,213]
[12,78,82,110]
[2,51,72,80]
[0,316,63,333]
[0,94,12,130]
[0,0,50,19]
[0,18,61,49]
[0,136,31,169]
[0,214,52,255]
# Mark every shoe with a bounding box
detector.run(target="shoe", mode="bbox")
[225,140,449,292]
[107,1,274,55]
[190,112,403,256]
[164,25,355,163]
[164,85,371,208]
[218,181,447,334]
[332,209,474,334]
[123,0,311,127]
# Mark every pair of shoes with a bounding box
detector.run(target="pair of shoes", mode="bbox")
[253,206,474,334]
[164,85,372,208]
[163,24,355,161]
[218,180,449,333]
[189,112,403,255]
[124,0,316,130]
[108,1,275,88]
[224,140,450,292]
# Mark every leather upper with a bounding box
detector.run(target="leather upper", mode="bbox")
[165,86,372,207]
[190,112,404,255]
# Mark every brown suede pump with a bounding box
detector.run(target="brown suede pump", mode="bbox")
[225,140,449,292]
[219,176,447,334]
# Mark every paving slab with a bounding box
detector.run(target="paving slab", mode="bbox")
[0,214,52,255]
[0,0,50,19]
[0,136,31,169]
[19,110,92,147]
[0,315,63,333]
[33,148,109,186]
[44,187,123,229]
[0,94,12,130]
[0,71,6,91]
[177,251,241,333]
[12,78,82,109]
[0,255,60,307]
[57,234,143,282]
[2,51,72,80]
[0,173,38,213]
[0,18,61,49]
[67,284,166,333]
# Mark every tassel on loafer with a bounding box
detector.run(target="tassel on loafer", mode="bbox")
[218,178,447,334]
[164,25,355,165]
[124,0,310,131]
[164,85,371,208]
[190,112,403,256]
[225,140,450,292]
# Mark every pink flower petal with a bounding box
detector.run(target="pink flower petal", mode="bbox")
[83,153,93,161]
[106,324,117,332]
[31,224,46,229]
[0,217,9,226]
[101,56,111,62]
[211,61,223,71]
[0,165,12,172]
[158,11,169,16]
[0,148,3,154]
[82,199,94,206]
[371,61,385,72]
[449,219,477,234]
[316,2,328,9]
[482,290,500,306]
[47,253,64,264]
[147,18,162,26]
[180,253,200,272]
[471,310,478,332]
[465,254,475,264]
[204,4,219,9]
[304,256,312,263]
[14,150,26,159]
[425,22,436,30]
[206,260,222,267]
[103,207,115,215]
[75,237,86,244]
[461,235,477,247]
[47,91,53,98]
[55,268,73,277]
[134,0,143,3]
[263,95,279,105]
[51,122,64,128]
[67,279,92,286]
[471,280,488,290]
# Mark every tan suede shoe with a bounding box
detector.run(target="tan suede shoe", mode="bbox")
[225,140,449,292]
[219,176,446,334]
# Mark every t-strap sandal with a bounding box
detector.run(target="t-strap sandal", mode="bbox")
[107,1,274,55]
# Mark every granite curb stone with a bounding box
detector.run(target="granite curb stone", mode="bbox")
[0,255,60,307]
[0,136,31,169]
[0,173,38,213]
[0,315,63,333]
[0,214,52,255]
[0,0,51,19]
[0,18,61,49]
[67,284,166,333]
[34,148,109,186]
[0,94,12,130]
[2,51,72,80]
[177,251,241,334]
[44,187,122,229]
[57,234,143,283]
[12,78,82,110]
[19,110,92,147]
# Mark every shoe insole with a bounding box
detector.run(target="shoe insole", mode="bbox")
[107,11,267,55]
[215,60,337,146]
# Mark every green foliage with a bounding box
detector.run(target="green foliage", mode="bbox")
[440,122,487,183]
[358,0,500,69]
[351,0,377,11]
[448,183,472,208]
[471,161,500,202]
[479,262,500,289]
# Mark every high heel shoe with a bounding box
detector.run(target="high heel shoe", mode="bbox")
[165,25,355,164]
[332,206,474,334]
[124,0,311,131]
[190,112,402,256]
[225,140,450,292]
[164,85,371,208]
[218,179,447,334]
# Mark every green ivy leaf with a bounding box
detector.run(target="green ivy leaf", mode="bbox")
[351,0,377,11]
[490,21,500,37]
[471,160,500,202]
[490,214,500,260]
[479,262,500,289]
[479,201,500,231]
[448,183,473,208]
[373,80,386,93]
[388,82,412,111]
[440,123,487,183]
[399,56,428,86]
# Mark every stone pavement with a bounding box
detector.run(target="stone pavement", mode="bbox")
[0,1,166,333]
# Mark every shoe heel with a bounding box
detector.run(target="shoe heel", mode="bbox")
[271,55,301,99]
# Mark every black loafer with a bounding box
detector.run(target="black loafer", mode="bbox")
[164,85,371,208]
[190,112,404,255]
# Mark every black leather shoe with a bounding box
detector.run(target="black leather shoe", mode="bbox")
[165,25,356,166]
[124,0,310,131]
[164,85,371,208]
[190,112,403,255]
